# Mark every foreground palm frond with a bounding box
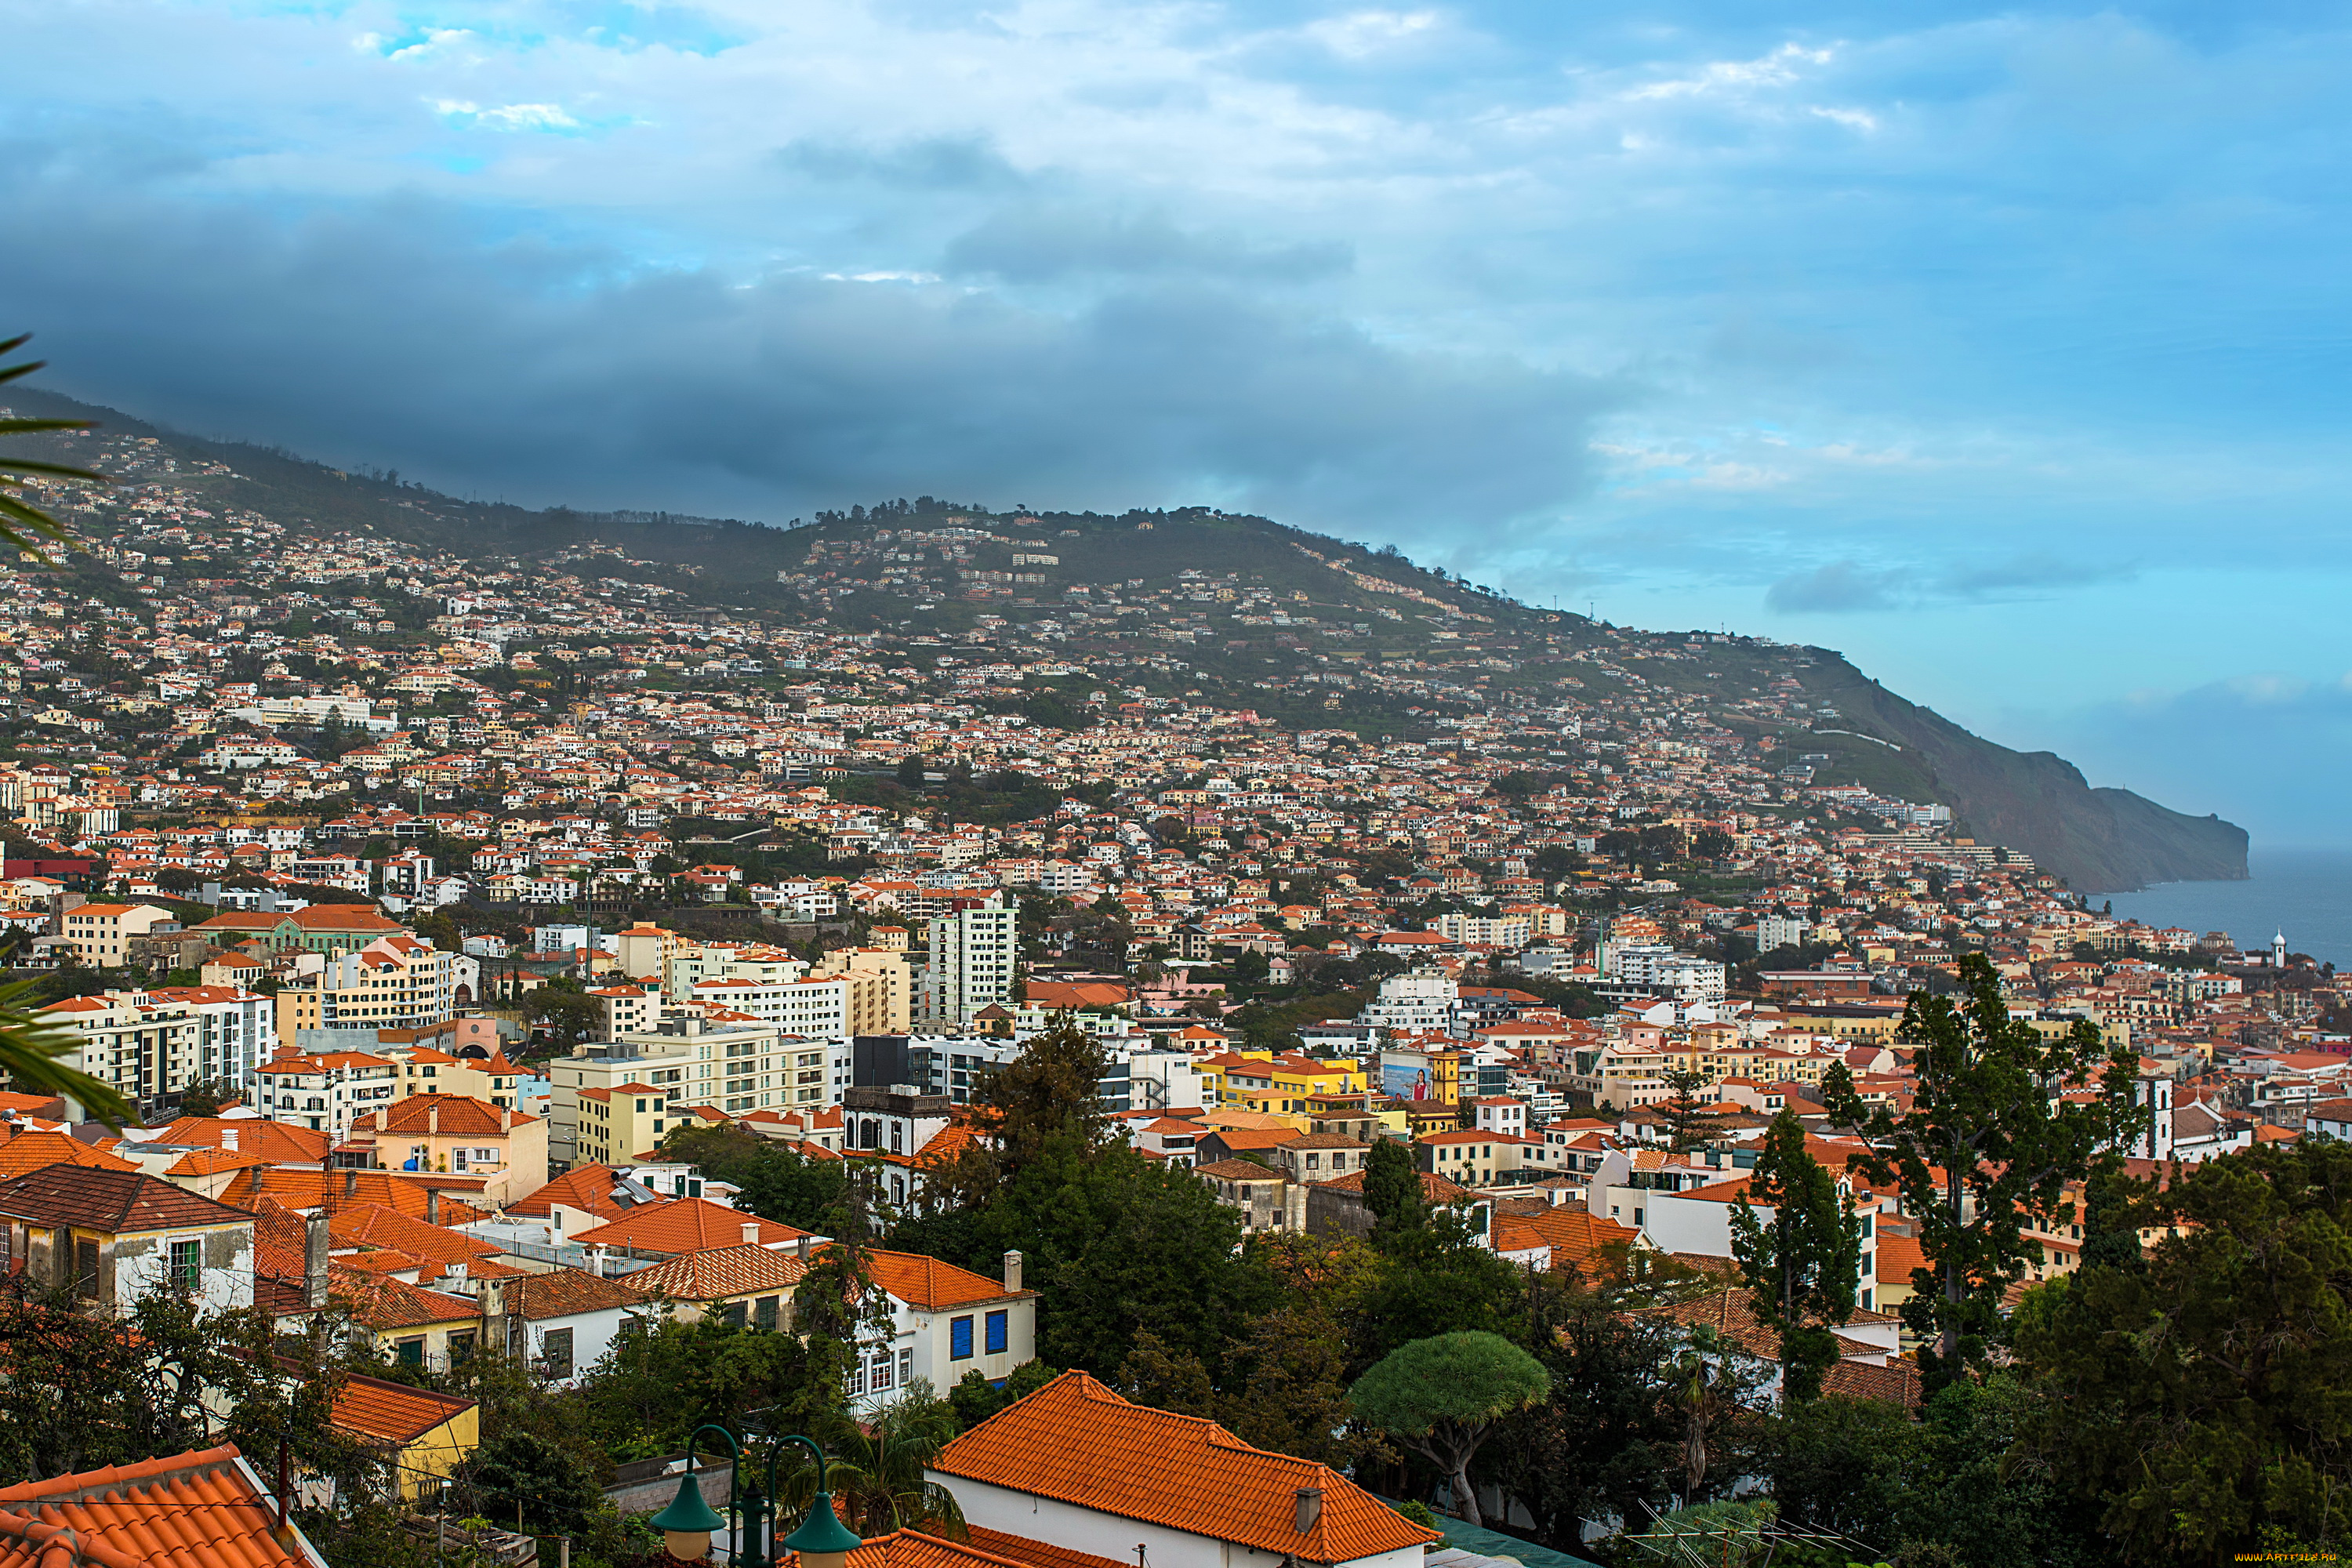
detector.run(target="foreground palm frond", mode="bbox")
[0,332,105,559]
[0,978,134,1128]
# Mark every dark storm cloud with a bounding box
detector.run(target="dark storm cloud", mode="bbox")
[942,205,1353,283]
[771,135,1030,192]
[0,176,1610,529]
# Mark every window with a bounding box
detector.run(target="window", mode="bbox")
[74,1238,100,1298]
[899,1348,913,1387]
[396,1337,425,1367]
[755,1296,780,1331]
[540,1327,575,1380]
[448,1330,477,1363]
[985,1310,1008,1356]
[722,1300,748,1329]
[169,1239,202,1294]
[869,1349,895,1392]
[950,1316,974,1360]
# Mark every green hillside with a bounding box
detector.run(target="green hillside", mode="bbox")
[0,385,2246,891]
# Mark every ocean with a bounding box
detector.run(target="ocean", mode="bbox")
[2102,847,2352,970]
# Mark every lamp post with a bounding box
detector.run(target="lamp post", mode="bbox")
[651,1425,863,1568]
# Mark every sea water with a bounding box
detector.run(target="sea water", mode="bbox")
[2103,847,2352,970]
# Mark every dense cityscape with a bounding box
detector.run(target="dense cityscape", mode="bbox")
[0,416,2341,1567]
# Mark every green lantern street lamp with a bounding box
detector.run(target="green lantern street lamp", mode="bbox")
[652,1425,864,1568]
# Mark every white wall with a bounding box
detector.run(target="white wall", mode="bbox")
[927,1477,1421,1568]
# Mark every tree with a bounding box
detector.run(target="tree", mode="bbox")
[1728,1109,1863,1403]
[1352,1206,1526,1371]
[941,1023,1113,1203]
[1363,1138,1427,1240]
[1492,1290,1678,1548]
[2009,1140,2352,1563]
[460,1428,604,1536]
[776,1388,966,1539]
[1821,953,2144,1386]
[1658,1064,1713,1155]
[0,1279,364,1492]
[1660,1324,1766,1502]
[1349,1332,1552,1527]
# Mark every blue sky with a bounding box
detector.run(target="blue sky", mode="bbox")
[4,0,2347,848]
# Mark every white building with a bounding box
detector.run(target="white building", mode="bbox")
[42,985,278,1115]
[924,893,1018,1027]
[1355,969,1459,1034]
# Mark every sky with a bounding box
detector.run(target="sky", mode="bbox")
[3,0,2347,851]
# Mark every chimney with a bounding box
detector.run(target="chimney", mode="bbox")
[343,1168,358,1200]
[741,1221,760,1245]
[1294,1489,1322,1535]
[303,1211,330,1310]
[222,1127,238,1152]
[1003,1250,1023,1294]
[499,1108,511,1133]
[796,1235,811,1261]
[426,1189,441,1225]
[427,1104,440,1136]
[247,1166,265,1193]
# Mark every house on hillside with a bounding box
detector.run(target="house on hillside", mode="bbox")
[926,1370,1438,1568]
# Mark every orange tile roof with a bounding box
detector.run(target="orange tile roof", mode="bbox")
[496,1267,652,1321]
[218,1170,491,1225]
[350,1092,532,1138]
[956,1526,1134,1568]
[816,1529,1128,1568]
[568,1196,813,1254]
[328,1204,499,1265]
[0,1130,138,1178]
[848,1247,1028,1311]
[329,1373,476,1446]
[324,1263,480,1331]
[623,1243,811,1303]
[503,1164,636,1221]
[0,1167,252,1234]
[931,1373,1438,1562]
[150,1119,335,1163]
[0,1443,326,1568]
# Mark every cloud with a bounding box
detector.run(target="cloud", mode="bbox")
[0,173,1609,534]
[1766,561,1905,613]
[942,206,1352,284]
[772,136,1029,192]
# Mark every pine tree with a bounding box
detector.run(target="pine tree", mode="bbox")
[1727,1108,1862,1403]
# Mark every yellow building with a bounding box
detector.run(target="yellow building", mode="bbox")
[813,946,914,1034]
[331,1372,480,1501]
[575,1081,676,1167]
[1220,1051,1369,1131]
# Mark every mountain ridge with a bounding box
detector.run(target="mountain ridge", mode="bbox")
[2,384,2246,893]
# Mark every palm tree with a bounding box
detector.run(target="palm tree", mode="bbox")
[0,335,132,1127]
[773,1391,967,1541]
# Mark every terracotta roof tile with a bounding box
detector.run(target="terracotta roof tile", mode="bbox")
[848,1247,1027,1312]
[0,1167,251,1234]
[328,1204,499,1265]
[323,1264,479,1330]
[568,1196,813,1255]
[931,1373,1438,1562]
[623,1243,811,1303]
[503,1163,637,1221]
[351,1093,533,1138]
[0,1443,325,1568]
[0,1129,140,1178]
[330,1372,477,1446]
[499,1266,653,1321]
[217,1170,491,1225]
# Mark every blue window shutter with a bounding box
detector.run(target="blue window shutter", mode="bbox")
[951,1316,974,1360]
[985,1310,1008,1356]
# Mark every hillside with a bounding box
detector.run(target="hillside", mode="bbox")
[2,385,2245,891]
